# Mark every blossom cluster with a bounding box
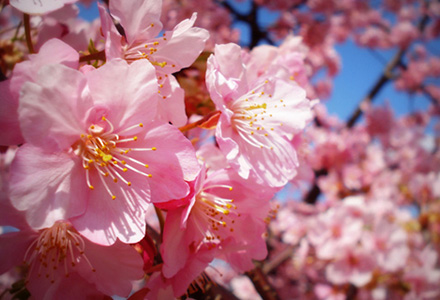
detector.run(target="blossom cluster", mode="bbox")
[1,0,440,299]
[0,0,313,298]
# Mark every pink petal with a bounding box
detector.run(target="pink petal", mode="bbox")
[109,0,162,44]
[206,43,249,106]
[0,193,29,230]
[9,0,78,15]
[155,76,187,127]
[0,80,23,145]
[161,207,190,278]
[75,239,144,297]
[86,59,159,130]
[131,122,200,203]
[2,39,79,146]
[18,64,90,152]
[27,271,110,300]
[98,2,124,60]
[9,144,87,229]
[11,38,79,100]
[0,230,37,275]
[154,13,209,71]
[70,172,151,245]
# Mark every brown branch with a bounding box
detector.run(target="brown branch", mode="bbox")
[23,14,34,54]
[246,266,279,300]
[262,244,296,274]
[0,68,6,81]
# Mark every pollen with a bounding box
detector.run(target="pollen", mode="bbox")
[102,154,113,162]
[75,116,156,200]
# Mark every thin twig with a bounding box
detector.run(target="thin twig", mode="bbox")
[23,14,34,54]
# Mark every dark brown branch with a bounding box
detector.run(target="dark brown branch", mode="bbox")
[0,68,6,81]
[23,14,34,54]
[215,0,275,47]
[246,266,279,300]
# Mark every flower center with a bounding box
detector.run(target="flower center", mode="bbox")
[230,80,281,150]
[23,222,95,283]
[73,116,156,200]
[192,184,240,243]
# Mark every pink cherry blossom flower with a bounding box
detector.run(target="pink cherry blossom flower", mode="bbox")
[308,206,363,260]
[404,246,440,299]
[0,221,144,298]
[160,167,273,283]
[206,43,313,187]
[9,59,199,245]
[361,219,409,273]
[314,284,345,300]
[9,0,78,15]
[325,247,376,287]
[99,0,209,126]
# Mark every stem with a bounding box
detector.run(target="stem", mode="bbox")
[23,14,34,54]
[79,50,106,63]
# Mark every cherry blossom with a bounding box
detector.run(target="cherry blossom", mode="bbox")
[206,43,313,187]
[9,59,199,245]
